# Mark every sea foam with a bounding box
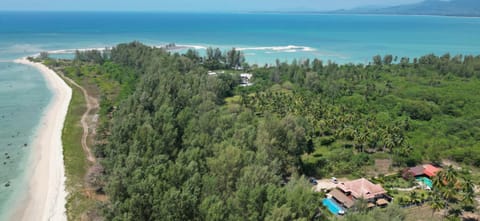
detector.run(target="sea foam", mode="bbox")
[237,45,316,53]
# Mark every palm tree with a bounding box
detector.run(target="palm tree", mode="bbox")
[432,173,444,189]
[440,186,456,202]
[384,135,395,153]
[410,191,421,205]
[461,176,475,207]
[429,193,445,218]
[443,166,458,184]
[354,131,368,153]
[462,191,475,206]
[446,205,463,220]
[462,177,475,194]
[367,130,379,150]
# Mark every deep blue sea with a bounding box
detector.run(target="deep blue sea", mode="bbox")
[0,12,480,217]
[1,12,480,63]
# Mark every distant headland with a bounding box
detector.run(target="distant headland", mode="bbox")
[253,0,480,17]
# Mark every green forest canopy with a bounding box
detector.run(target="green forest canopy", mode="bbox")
[54,42,480,220]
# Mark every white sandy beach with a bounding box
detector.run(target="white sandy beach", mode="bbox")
[11,58,70,221]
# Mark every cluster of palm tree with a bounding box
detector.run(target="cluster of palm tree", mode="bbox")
[429,166,476,220]
[247,90,409,156]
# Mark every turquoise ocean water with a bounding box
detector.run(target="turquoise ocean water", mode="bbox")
[0,12,479,216]
[0,62,51,219]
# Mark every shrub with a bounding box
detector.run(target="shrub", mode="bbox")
[400,100,439,121]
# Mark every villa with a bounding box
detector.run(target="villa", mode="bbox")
[337,178,390,207]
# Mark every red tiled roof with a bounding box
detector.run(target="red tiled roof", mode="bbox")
[404,164,441,178]
[424,164,440,177]
[337,178,386,199]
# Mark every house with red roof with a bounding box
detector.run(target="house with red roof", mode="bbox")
[403,164,441,179]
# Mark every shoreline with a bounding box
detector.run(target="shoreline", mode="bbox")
[10,58,70,221]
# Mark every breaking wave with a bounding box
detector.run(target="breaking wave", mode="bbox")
[237,45,316,53]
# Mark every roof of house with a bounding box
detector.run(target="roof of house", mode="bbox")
[407,165,426,177]
[337,178,387,199]
[423,164,441,177]
[405,164,441,178]
[329,189,355,208]
[376,198,389,206]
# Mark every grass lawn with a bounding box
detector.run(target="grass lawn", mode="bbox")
[378,175,415,189]
[405,205,443,221]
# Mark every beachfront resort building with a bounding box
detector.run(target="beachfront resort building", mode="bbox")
[324,178,391,215]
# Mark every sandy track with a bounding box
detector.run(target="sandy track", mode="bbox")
[60,76,98,163]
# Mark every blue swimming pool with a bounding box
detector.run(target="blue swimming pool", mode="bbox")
[323,198,345,215]
[416,177,433,188]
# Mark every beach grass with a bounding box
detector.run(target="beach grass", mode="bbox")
[60,73,95,220]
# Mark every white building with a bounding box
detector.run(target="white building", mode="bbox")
[240,73,253,86]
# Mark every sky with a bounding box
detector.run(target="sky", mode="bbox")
[0,0,424,12]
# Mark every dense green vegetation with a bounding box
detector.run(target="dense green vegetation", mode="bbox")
[95,43,323,220]
[46,42,480,220]
[430,166,476,220]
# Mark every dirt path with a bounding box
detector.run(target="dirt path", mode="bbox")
[392,186,418,191]
[61,75,98,163]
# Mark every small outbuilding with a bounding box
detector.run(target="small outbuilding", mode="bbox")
[375,198,389,207]
[403,164,441,179]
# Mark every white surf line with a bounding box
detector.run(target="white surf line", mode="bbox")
[48,47,111,54]
[236,45,317,52]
